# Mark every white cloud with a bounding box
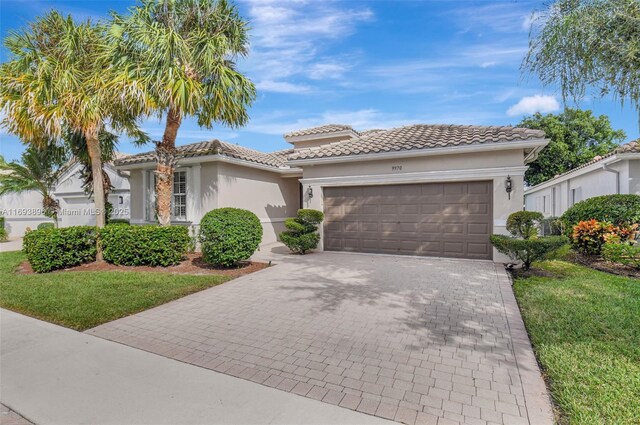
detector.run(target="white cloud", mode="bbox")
[245,108,504,136]
[507,95,560,116]
[451,4,539,33]
[255,80,311,94]
[240,0,373,92]
[308,62,348,80]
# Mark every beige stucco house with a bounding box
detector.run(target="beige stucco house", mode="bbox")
[116,124,549,261]
[524,140,640,217]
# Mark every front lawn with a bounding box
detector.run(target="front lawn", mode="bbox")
[513,261,640,424]
[0,251,231,330]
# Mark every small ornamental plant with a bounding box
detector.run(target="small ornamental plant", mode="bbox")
[571,220,638,256]
[280,209,324,254]
[491,210,568,270]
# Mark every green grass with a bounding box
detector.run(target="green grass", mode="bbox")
[0,251,230,330]
[513,260,640,424]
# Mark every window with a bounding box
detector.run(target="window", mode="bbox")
[145,169,188,221]
[543,195,547,213]
[146,172,156,221]
[570,187,581,206]
[173,171,187,221]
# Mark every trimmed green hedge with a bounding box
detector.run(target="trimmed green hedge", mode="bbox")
[199,208,262,267]
[561,195,640,229]
[0,216,7,242]
[490,234,568,270]
[23,226,97,273]
[99,224,190,267]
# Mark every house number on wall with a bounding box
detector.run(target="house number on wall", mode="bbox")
[392,165,403,171]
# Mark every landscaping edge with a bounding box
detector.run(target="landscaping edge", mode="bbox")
[495,264,555,425]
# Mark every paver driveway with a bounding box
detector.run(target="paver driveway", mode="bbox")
[88,251,552,425]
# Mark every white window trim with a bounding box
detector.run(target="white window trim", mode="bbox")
[143,167,191,223]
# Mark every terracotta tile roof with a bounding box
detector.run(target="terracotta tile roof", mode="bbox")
[115,140,292,168]
[284,124,355,138]
[525,139,640,191]
[614,139,639,154]
[288,124,546,160]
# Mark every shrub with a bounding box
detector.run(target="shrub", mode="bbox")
[99,224,190,267]
[108,219,130,225]
[280,209,324,254]
[507,211,544,239]
[571,220,637,255]
[0,216,7,242]
[23,226,96,273]
[602,241,640,269]
[561,194,640,229]
[37,222,55,230]
[490,234,568,270]
[199,208,262,267]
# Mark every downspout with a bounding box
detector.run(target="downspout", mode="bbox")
[602,163,620,194]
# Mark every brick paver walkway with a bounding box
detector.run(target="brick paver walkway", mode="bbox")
[88,252,552,425]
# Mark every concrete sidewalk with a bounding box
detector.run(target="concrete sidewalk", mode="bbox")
[0,309,395,425]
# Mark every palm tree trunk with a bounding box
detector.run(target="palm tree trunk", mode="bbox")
[155,106,181,226]
[85,128,105,261]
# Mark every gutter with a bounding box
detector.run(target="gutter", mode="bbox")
[602,163,620,194]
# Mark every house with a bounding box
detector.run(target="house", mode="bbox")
[0,159,131,237]
[524,140,640,217]
[117,124,548,262]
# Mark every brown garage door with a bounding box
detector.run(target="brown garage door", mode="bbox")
[324,181,493,260]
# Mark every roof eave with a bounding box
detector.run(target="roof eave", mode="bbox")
[287,138,550,166]
[115,153,294,174]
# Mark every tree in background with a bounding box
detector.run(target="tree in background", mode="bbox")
[109,0,256,225]
[0,145,68,224]
[524,0,640,120]
[0,12,148,259]
[520,109,625,186]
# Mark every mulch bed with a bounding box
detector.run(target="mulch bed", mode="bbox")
[509,267,560,279]
[568,252,640,279]
[17,253,269,277]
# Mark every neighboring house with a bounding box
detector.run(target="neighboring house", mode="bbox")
[117,124,548,262]
[524,140,640,218]
[0,158,131,237]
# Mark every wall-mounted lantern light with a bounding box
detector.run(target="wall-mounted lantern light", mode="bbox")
[307,185,314,199]
[505,175,513,200]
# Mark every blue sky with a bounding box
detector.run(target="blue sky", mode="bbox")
[0,0,636,162]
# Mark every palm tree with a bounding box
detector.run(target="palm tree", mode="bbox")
[0,12,148,258]
[110,0,256,225]
[0,145,67,225]
[66,130,120,213]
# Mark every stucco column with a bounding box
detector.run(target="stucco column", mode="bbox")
[302,182,325,251]
[492,174,525,262]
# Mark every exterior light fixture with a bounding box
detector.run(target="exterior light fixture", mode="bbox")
[307,185,313,199]
[505,175,513,199]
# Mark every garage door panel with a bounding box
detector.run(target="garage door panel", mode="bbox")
[324,182,492,260]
